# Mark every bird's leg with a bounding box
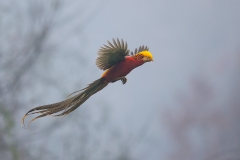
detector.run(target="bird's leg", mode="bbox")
[112,77,127,85]
[120,77,127,84]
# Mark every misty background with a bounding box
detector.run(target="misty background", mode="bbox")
[0,0,240,160]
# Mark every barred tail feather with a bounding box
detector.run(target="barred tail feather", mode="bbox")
[21,78,108,127]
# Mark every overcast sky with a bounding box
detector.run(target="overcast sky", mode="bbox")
[12,0,240,159]
[56,1,240,159]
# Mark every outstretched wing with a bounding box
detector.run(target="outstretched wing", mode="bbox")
[96,38,129,70]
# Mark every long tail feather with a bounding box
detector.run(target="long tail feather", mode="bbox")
[21,78,108,127]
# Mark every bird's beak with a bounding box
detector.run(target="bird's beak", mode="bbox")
[150,56,154,62]
[148,59,153,62]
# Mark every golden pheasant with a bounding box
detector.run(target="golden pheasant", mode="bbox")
[22,38,153,126]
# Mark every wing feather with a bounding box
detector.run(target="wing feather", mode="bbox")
[96,38,129,70]
[130,45,149,55]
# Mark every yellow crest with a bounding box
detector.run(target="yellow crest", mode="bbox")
[138,51,154,62]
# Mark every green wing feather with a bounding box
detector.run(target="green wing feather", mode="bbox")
[96,38,130,70]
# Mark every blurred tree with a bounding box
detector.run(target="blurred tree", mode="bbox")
[0,0,140,160]
[161,51,240,160]
[0,0,62,159]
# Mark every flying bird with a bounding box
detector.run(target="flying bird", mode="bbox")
[21,38,153,126]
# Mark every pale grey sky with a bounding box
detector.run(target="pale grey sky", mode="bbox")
[6,0,240,159]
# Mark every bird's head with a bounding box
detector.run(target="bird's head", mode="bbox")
[138,51,154,62]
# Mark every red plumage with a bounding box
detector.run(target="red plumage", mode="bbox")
[101,56,144,83]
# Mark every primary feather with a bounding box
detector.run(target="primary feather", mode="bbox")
[96,38,129,70]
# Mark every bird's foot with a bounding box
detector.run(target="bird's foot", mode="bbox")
[112,77,127,85]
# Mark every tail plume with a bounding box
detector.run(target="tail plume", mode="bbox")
[21,78,108,127]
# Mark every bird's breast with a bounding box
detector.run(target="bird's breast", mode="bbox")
[101,57,144,82]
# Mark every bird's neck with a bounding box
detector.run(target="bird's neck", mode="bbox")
[132,53,144,61]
